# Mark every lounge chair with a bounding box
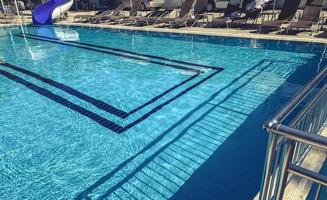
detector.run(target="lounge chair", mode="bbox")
[73,10,109,23]
[231,0,273,28]
[258,0,301,32]
[154,0,195,26]
[132,10,172,26]
[127,9,168,25]
[230,9,261,27]
[92,4,126,23]
[207,1,248,28]
[105,0,142,24]
[123,8,166,24]
[169,0,208,28]
[286,0,325,35]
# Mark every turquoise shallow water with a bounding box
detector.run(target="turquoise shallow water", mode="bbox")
[0,25,326,199]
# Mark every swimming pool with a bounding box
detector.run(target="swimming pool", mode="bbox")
[0,25,326,200]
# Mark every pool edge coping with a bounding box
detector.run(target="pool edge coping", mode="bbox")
[55,22,327,45]
[2,22,326,44]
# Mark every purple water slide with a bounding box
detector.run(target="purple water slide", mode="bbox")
[32,0,70,25]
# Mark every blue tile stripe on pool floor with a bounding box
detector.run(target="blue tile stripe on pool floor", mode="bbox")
[2,35,224,133]
[14,34,227,118]
[0,69,127,132]
[0,60,130,118]
[0,65,222,133]
[14,34,203,74]
[74,59,271,198]
[18,33,221,70]
[0,60,199,119]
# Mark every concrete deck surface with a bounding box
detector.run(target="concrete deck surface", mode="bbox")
[1,10,326,44]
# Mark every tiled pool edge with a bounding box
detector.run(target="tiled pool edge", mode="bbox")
[0,24,20,28]
[55,22,327,45]
[2,22,326,44]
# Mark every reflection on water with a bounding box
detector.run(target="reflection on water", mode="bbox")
[6,25,80,61]
[54,26,80,41]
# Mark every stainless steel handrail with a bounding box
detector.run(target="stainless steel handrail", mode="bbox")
[260,65,327,200]
[288,164,327,187]
[270,124,327,150]
[290,84,327,128]
[269,66,327,123]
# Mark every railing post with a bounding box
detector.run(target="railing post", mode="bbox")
[260,66,327,200]
[314,184,322,200]
[260,126,278,200]
[275,141,294,200]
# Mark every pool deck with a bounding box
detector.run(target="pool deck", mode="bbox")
[1,10,327,44]
[63,11,327,44]
[60,22,327,44]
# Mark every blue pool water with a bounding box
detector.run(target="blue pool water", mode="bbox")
[0,25,326,200]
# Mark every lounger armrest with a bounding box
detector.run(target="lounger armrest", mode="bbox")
[143,13,154,19]
[130,12,138,17]
[194,13,209,22]
[295,10,302,19]
[153,11,172,25]
[143,10,162,20]
[314,15,327,31]
[181,12,192,19]
[217,12,225,18]
[311,18,323,33]
[289,11,301,24]
[260,11,278,17]
[159,11,170,18]
[319,15,327,23]
[205,13,215,21]
[197,13,210,19]
[260,11,279,22]
[197,13,207,17]
[174,9,181,18]
[157,12,170,20]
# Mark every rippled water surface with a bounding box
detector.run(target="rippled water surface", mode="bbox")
[0,25,326,200]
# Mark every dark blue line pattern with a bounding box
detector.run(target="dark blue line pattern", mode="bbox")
[125,69,223,130]
[18,33,220,70]
[0,60,129,118]
[2,34,224,133]
[0,64,222,133]
[0,60,200,119]
[14,34,203,74]
[0,69,127,133]
[74,60,267,199]
[128,74,199,116]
